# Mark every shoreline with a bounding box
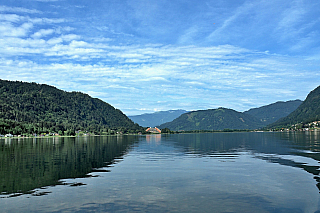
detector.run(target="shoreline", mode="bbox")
[2,128,320,140]
[0,133,145,140]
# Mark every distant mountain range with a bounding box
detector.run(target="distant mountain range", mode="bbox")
[0,80,143,135]
[158,99,304,131]
[158,108,264,131]
[159,85,320,131]
[1,79,318,134]
[128,110,188,127]
[244,100,303,125]
[269,85,320,128]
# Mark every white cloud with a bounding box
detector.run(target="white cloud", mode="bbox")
[29,17,65,24]
[0,5,42,14]
[1,42,318,115]
[47,37,63,45]
[0,0,319,115]
[32,29,55,38]
[206,1,255,41]
[60,34,80,41]
[276,1,306,34]
[0,22,33,37]
[0,14,23,22]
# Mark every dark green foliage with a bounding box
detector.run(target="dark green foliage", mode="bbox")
[269,85,320,128]
[159,108,264,131]
[160,128,174,134]
[158,99,306,131]
[244,100,302,125]
[0,80,143,135]
[128,110,188,127]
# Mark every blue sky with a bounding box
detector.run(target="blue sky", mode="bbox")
[0,0,319,115]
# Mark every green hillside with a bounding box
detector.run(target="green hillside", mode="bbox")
[128,110,188,127]
[0,80,143,135]
[269,85,320,128]
[159,108,264,131]
[244,100,302,125]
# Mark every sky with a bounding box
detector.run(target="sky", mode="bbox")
[0,0,320,115]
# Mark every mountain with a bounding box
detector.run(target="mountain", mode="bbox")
[159,108,264,131]
[269,85,320,128]
[158,100,303,131]
[128,110,188,127]
[0,80,143,135]
[244,100,302,125]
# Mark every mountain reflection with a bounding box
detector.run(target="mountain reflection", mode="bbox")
[0,136,139,196]
[169,132,320,192]
[2,132,320,198]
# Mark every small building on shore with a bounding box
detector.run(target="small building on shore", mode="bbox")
[146,127,161,134]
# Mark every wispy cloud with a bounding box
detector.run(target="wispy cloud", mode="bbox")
[0,5,42,14]
[0,40,318,114]
[0,0,319,115]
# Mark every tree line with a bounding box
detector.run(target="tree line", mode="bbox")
[0,80,144,136]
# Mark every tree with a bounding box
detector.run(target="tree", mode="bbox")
[161,128,173,134]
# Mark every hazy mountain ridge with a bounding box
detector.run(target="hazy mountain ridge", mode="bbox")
[0,80,143,135]
[128,110,188,127]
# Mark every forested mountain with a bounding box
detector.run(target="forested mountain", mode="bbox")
[244,100,302,125]
[0,80,143,135]
[128,110,188,127]
[159,108,264,131]
[158,100,304,131]
[269,85,320,128]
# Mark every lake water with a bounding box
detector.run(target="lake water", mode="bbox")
[1,132,320,212]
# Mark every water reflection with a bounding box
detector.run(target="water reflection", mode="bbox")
[167,132,320,192]
[146,134,162,144]
[0,135,140,197]
[1,132,320,212]
[2,132,320,197]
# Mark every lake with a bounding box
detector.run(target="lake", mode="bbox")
[1,132,320,212]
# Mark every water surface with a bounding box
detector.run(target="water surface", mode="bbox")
[1,132,320,212]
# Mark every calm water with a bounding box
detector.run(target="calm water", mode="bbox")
[1,132,320,212]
